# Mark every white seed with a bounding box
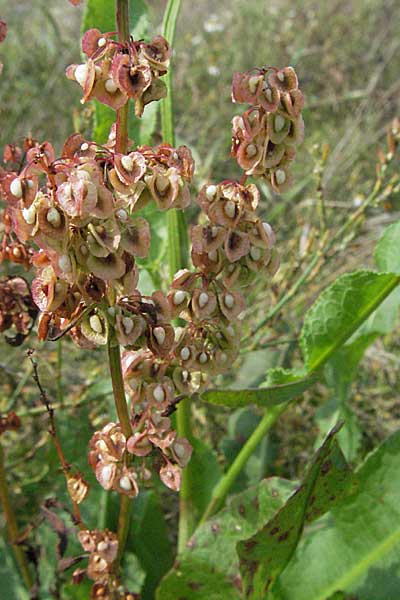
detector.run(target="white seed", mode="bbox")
[220,352,228,363]
[153,326,166,346]
[26,179,35,189]
[224,294,235,309]
[264,87,273,103]
[12,247,21,258]
[10,178,23,198]
[58,254,72,273]
[155,174,170,194]
[248,75,260,94]
[97,37,107,48]
[250,246,262,261]
[226,325,235,337]
[227,264,235,273]
[199,352,208,364]
[207,250,218,261]
[105,78,118,94]
[263,222,273,236]
[275,169,286,185]
[121,154,134,172]
[74,63,88,87]
[107,306,116,316]
[173,290,186,305]
[122,316,134,335]
[275,115,286,132]
[119,476,132,491]
[46,207,62,228]
[182,369,189,382]
[211,226,219,238]
[77,170,91,182]
[94,65,102,78]
[246,143,257,158]
[277,70,285,82]
[224,200,236,219]
[80,244,88,256]
[129,379,139,391]
[174,326,184,342]
[80,142,89,152]
[101,464,114,485]
[180,346,190,361]
[89,314,103,334]
[116,208,128,221]
[153,385,165,403]
[174,443,185,459]
[198,292,209,308]
[205,184,217,201]
[97,541,109,553]
[22,205,36,225]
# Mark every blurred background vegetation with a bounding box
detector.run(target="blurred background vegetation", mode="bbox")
[0,0,400,596]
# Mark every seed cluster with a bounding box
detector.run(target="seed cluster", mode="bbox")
[0,135,193,348]
[67,28,171,117]
[231,66,304,192]
[0,276,38,346]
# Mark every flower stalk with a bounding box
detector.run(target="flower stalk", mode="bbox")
[111,0,133,569]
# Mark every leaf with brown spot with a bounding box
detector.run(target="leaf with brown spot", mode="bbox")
[237,423,353,598]
[156,478,295,599]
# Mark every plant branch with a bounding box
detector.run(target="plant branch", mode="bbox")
[27,350,85,528]
[0,442,34,591]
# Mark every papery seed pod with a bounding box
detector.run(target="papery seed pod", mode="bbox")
[148,323,175,357]
[159,460,181,491]
[170,437,192,468]
[67,473,90,504]
[81,309,109,345]
[114,467,139,497]
[126,431,152,457]
[224,230,250,263]
[268,66,298,92]
[218,290,245,321]
[191,288,217,319]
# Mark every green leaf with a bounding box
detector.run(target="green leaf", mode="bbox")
[374,220,400,274]
[315,333,378,460]
[300,270,400,373]
[273,429,400,600]
[81,0,115,32]
[156,478,295,600]
[190,438,223,517]
[237,424,352,598]
[201,374,314,408]
[127,490,174,600]
[0,538,29,600]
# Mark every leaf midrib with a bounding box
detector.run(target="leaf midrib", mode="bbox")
[313,526,400,600]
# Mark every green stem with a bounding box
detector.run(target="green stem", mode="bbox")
[108,342,132,440]
[0,442,34,591]
[161,0,194,553]
[115,0,130,155]
[200,403,287,524]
